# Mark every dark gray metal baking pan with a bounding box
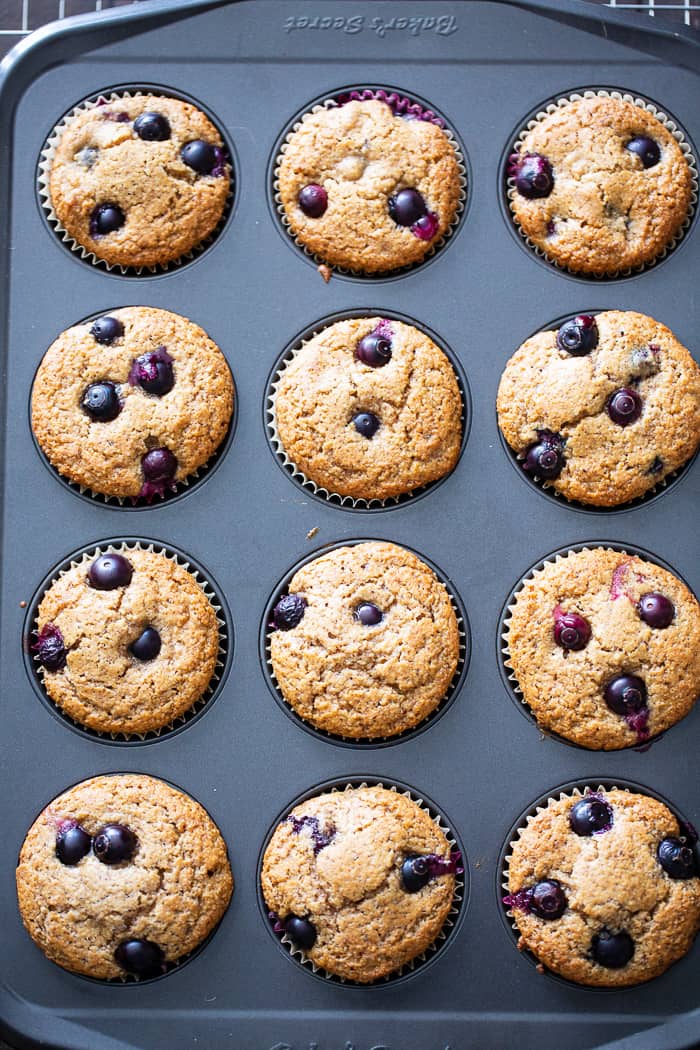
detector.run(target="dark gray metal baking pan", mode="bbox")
[1,0,700,1048]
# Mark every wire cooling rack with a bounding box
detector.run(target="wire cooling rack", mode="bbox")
[0,0,698,58]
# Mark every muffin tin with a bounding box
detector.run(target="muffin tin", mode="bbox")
[1,0,700,1047]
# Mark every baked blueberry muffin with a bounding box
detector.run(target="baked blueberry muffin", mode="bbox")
[504,787,700,986]
[31,307,234,501]
[496,310,700,506]
[269,541,460,739]
[46,93,231,269]
[509,94,693,275]
[504,547,700,749]
[261,784,459,982]
[277,92,463,273]
[33,547,220,735]
[272,316,462,500]
[17,774,233,979]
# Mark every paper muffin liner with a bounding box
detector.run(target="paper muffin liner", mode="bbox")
[497,307,698,512]
[266,314,467,509]
[261,778,466,985]
[26,539,230,743]
[38,89,235,276]
[262,539,469,746]
[499,542,694,751]
[272,87,468,278]
[506,89,699,279]
[498,780,698,985]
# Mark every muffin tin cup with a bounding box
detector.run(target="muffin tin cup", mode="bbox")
[498,778,699,990]
[22,770,232,985]
[24,538,232,744]
[271,85,468,280]
[37,86,236,277]
[504,88,699,280]
[265,309,470,510]
[496,308,699,514]
[261,537,469,747]
[29,306,238,509]
[498,541,699,752]
[257,776,467,987]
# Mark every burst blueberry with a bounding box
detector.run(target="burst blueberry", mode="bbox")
[591,929,634,969]
[522,431,565,480]
[529,879,567,920]
[638,593,675,629]
[33,623,67,671]
[353,412,380,438]
[89,203,125,236]
[607,388,642,426]
[129,627,161,661]
[93,823,137,865]
[657,837,697,879]
[283,915,316,951]
[88,553,133,590]
[81,382,121,422]
[129,347,174,396]
[133,111,171,142]
[273,594,306,630]
[626,136,661,169]
[355,602,383,626]
[569,797,613,836]
[556,315,598,356]
[56,821,91,866]
[388,188,427,227]
[553,610,591,651]
[298,184,328,218]
[114,939,164,978]
[355,332,392,368]
[604,673,647,717]
[90,316,124,345]
[513,153,554,198]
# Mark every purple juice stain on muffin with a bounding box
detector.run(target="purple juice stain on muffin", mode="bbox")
[286,814,335,854]
[32,623,67,671]
[335,89,445,127]
[128,346,174,396]
[102,110,130,123]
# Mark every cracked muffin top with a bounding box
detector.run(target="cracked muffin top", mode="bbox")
[504,547,700,749]
[496,310,700,506]
[509,95,693,275]
[47,94,231,268]
[31,306,234,501]
[17,774,233,980]
[505,788,700,987]
[33,548,220,736]
[268,541,460,739]
[277,97,462,273]
[261,785,458,982]
[272,316,463,501]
